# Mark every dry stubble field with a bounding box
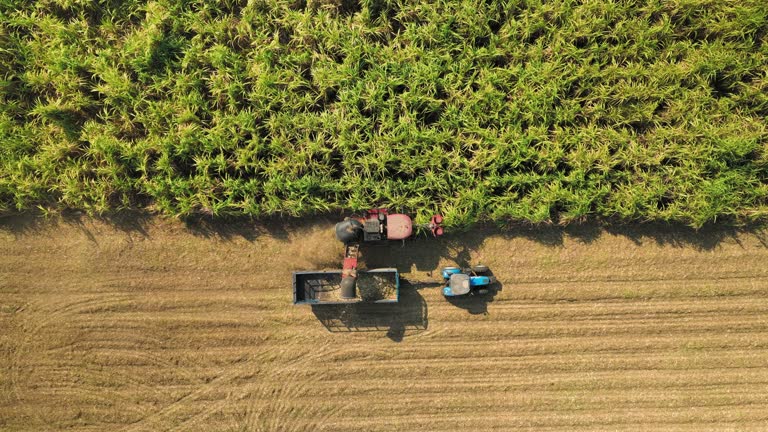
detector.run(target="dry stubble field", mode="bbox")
[2,215,768,431]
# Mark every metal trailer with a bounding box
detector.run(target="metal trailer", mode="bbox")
[292,268,400,305]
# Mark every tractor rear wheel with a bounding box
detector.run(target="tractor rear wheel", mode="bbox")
[441,267,460,280]
[472,265,490,274]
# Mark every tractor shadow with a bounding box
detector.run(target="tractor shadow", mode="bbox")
[311,282,428,342]
[444,291,497,315]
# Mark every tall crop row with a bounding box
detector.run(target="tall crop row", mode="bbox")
[1,0,767,227]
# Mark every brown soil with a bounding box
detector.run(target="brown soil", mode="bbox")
[2,214,768,431]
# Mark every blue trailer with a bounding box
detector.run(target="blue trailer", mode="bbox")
[293,268,400,305]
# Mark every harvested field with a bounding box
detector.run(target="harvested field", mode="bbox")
[2,215,768,431]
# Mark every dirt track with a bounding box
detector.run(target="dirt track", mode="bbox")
[2,215,768,431]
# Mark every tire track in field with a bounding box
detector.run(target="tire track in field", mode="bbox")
[236,337,355,432]
[302,291,768,431]
[4,217,768,430]
[8,294,204,426]
[123,335,349,432]
[238,369,347,432]
[7,294,137,424]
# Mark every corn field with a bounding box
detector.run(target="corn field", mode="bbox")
[1,0,767,226]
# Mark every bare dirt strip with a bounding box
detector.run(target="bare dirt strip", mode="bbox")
[1,215,768,431]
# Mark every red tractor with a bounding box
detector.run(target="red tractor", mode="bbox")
[334,209,443,299]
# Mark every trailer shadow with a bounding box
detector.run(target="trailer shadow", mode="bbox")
[311,282,427,342]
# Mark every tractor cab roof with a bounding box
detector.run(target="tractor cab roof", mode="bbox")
[448,273,471,296]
